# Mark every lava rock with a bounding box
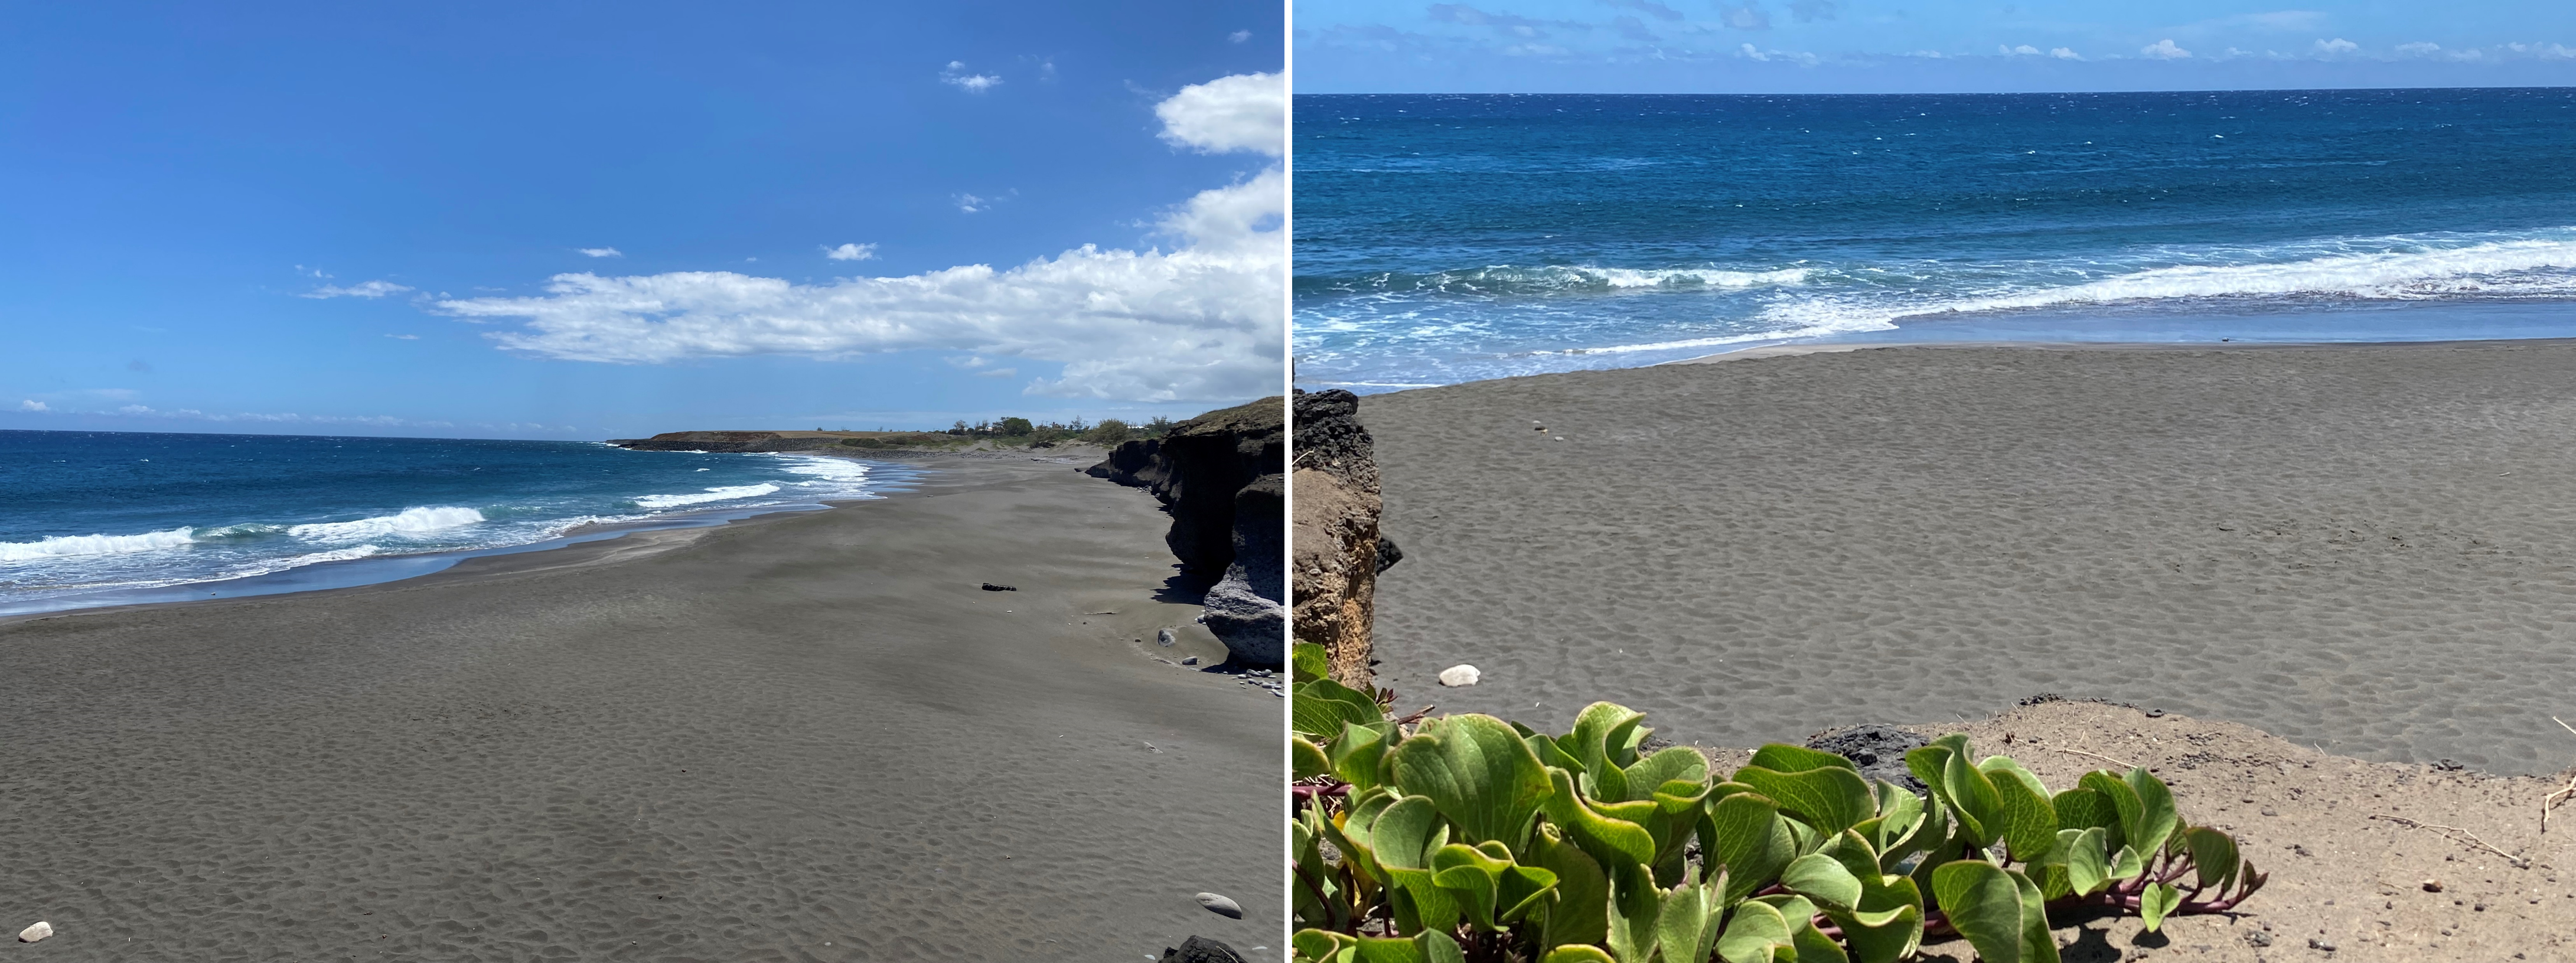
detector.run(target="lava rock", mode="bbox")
[1804,724,1930,791]
[1159,936,1247,963]
[980,583,1017,592]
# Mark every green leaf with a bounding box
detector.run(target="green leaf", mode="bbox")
[1931,859,2025,963]
[1430,843,1507,930]
[1564,703,1651,799]
[1655,869,1727,963]
[1538,948,1618,963]
[1371,796,1459,935]
[2140,882,2181,933]
[1615,746,1711,804]
[1703,791,1796,902]
[2010,869,2060,963]
[1819,871,1925,963]
[2049,786,2119,840]
[2108,844,2144,882]
[1978,756,2060,864]
[1715,899,1792,963]
[1292,641,1331,684]
[1533,824,1610,951]
[2076,772,2143,857]
[1606,860,1662,963]
[1781,852,1864,909]
[1388,714,1555,847]
[2182,825,2241,892]
[2059,827,2110,896]
[1940,749,2006,850]
[1542,767,1658,869]
[1733,764,1878,836]
[1497,861,1561,924]
[1332,722,1397,793]
[1749,743,1862,775]
[1295,736,1333,781]
[1351,934,1432,963]
[1419,930,1467,963]
[1296,677,1385,737]
[2122,768,2181,854]
[1867,782,1926,858]
[1294,929,1357,963]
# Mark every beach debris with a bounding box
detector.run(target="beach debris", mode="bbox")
[980,583,1016,592]
[1436,664,1481,687]
[1157,628,1178,647]
[1181,656,1199,665]
[1194,892,1244,919]
[2370,814,2529,868]
[1159,935,1247,962]
[1804,724,1928,791]
[2542,717,2576,833]
[18,921,50,943]
[2422,879,2444,892]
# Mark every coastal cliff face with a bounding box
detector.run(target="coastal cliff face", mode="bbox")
[1289,390,1391,688]
[1088,397,1285,666]
[607,430,857,453]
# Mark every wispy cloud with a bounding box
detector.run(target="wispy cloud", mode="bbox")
[302,280,413,299]
[1600,0,1682,21]
[1785,0,1835,23]
[578,247,623,258]
[956,192,992,214]
[824,243,878,262]
[2314,37,2357,54]
[430,74,1284,404]
[17,400,46,412]
[385,334,420,340]
[1230,29,1251,43]
[974,367,1019,378]
[1719,2,1769,30]
[941,61,1001,92]
[2141,38,2193,60]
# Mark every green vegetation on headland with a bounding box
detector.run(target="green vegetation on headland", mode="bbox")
[843,416,1177,449]
[1289,644,2265,963]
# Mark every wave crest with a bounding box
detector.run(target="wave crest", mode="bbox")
[631,483,780,509]
[0,528,198,563]
[288,507,486,542]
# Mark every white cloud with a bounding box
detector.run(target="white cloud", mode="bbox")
[385,334,420,340]
[429,74,1284,404]
[1154,72,1283,157]
[2314,37,2357,54]
[2003,44,2041,56]
[1229,30,1251,43]
[302,280,414,299]
[2141,38,2192,60]
[579,247,623,258]
[956,193,990,214]
[824,243,878,262]
[941,61,1002,93]
[2052,47,2081,59]
[974,367,1019,378]
[1736,43,1818,66]
[2395,41,2442,56]
[17,400,47,412]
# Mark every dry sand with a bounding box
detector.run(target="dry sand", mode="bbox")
[1700,698,2576,961]
[0,457,1277,961]
[1361,341,2576,775]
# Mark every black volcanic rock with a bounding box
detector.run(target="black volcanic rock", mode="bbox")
[1087,397,1283,579]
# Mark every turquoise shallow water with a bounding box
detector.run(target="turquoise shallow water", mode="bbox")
[0,430,918,614]
[1294,88,2576,389]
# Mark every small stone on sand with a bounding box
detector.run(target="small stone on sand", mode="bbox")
[1194,892,1244,918]
[1182,656,1199,665]
[18,921,50,943]
[1157,628,1178,647]
[1438,664,1482,687]
[980,583,1016,592]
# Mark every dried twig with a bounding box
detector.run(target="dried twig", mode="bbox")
[2029,742,2141,771]
[2370,814,2531,869]
[2545,717,2576,834]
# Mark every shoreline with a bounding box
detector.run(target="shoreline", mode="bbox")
[0,454,1273,959]
[1357,337,2576,777]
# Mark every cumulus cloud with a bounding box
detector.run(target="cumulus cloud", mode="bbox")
[302,280,414,299]
[2313,37,2357,54]
[18,400,47,412]
[1736,43,1817,65]
[2003,44,2041,56]
[825,243,878,262]
[2052,47,2081,59]
[430,75,1284,404]
[2141,38,2192,59]
[579,247,623,258]
[941,61,1001,92]
[1154,72,1283,157]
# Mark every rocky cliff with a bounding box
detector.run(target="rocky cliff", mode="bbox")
[1289,389,1394,688]
[608,430,882,453]
[1088,397,1285,666]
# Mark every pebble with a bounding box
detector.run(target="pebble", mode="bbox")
[1438,664,1482,687]
[980,583,1016,592]
[1195,892,1244,918]
[1157,628,1177,647]
[18,922,50,944]
[1181,656,1198,665]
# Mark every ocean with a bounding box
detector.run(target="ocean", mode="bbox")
[1293,87,2576,390]
[0,431,915,615]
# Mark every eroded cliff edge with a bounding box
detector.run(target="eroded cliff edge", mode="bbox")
[1289,389,1395,688]
[1089,397,1285,667]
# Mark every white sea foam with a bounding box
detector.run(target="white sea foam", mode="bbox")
[0,527,199,563]
[287,507,486,542]
[1583,266,1811,289]
[1429,264,1811,292]
[771,454,872,484]
[631,483,780,509]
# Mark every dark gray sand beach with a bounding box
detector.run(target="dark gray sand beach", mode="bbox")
[0,457,1277,961]
[1361,340,2576,776]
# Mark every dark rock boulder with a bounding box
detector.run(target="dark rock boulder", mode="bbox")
[1200,474,1284,665]
[1804,724,1929,792]
[1159,936,1246,963]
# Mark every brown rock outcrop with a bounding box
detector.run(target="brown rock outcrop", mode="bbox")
[1290,389,1390,688]
[1089,397,1286,666]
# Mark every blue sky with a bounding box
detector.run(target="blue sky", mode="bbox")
[1,1,1282,439]
[1296,1,2576,92]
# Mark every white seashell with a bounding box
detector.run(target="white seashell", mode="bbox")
[1438,664,1482,687]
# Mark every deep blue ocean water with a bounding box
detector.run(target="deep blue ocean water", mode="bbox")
[1294,88,2576,389]
[0,431,915,614]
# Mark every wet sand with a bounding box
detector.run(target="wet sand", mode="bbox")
[0,458,1277,961]
[1361,340,2576,775]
